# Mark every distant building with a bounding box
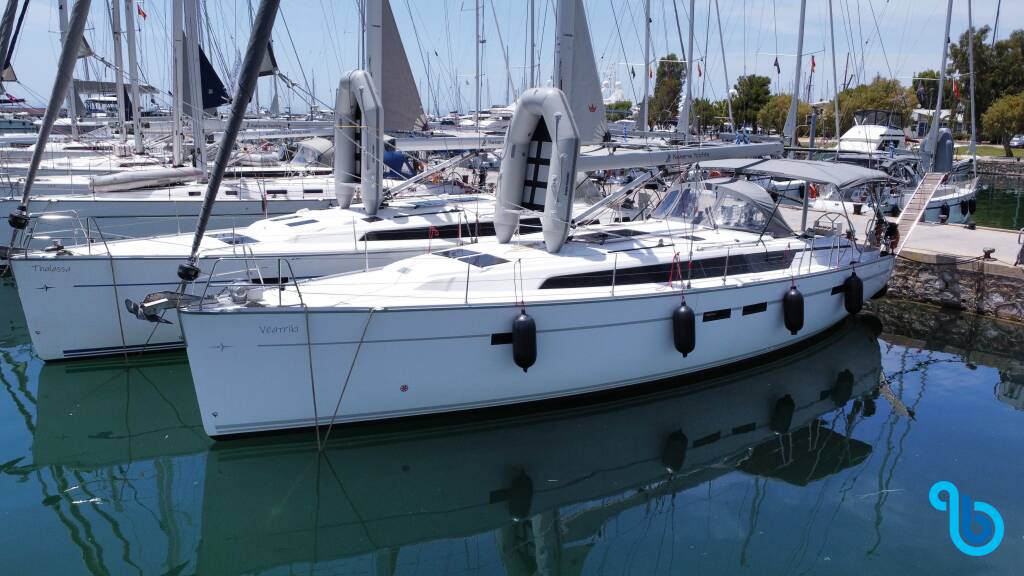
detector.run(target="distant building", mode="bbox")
[910,108,965,137]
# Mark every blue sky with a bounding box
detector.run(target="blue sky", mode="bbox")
[7,0,1021,112]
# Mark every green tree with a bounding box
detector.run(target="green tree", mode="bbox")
[948,26,996,119]
[732,75,771,130]
[649,53,684,128]
[691,98,726,132]
[757,94,811,139]
[981,92,1024,156]
[606,100,633,121]
[834,76,912,133]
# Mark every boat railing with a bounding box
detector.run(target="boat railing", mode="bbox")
[197,255,308,310]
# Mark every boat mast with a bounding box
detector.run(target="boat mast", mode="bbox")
[713,0,733,129]
[967,0,978,171]
[184,0,207,178]
[682,0,695,141]
[529,0,535,87]
[640,0,650,132]
[7,0,91,238]
[475,0,481,127]
[828,0,841,148]
[111,0,127,145]
[783,0,807,148]
[124,0,144,154]
[924,0,953,172]
[178,0,280,281]
[172,0,184,165]
[57,0,79,139]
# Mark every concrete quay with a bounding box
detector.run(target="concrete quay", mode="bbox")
[779,205,1024,321]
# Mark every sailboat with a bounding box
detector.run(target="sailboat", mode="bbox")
[193,316,881,572]
[9,0,762,361]
[26,314,882,573]
[176,85,896,438]
[0,0,430,250]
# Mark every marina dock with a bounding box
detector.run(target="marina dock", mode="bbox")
[780,205,1024,321]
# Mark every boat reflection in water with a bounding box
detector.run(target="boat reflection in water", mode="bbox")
[196,316,882,575]
[32,354,211,468]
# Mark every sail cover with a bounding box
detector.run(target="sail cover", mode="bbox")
[182,34,231,113]
[380,0,425,132]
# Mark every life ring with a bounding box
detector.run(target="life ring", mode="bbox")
[809,183,818,199]
[709,170,722,178]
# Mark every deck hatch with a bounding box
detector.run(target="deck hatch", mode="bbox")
[208,232,259,245]
[436,249,509,268]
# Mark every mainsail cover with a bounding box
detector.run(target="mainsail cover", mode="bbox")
[556,0,607,144]
[182,34,231,113]
[380,0,425,132]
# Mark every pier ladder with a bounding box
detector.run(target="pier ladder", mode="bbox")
[894,172,945,254]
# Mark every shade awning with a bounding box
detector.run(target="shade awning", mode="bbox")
[701,157,894,189]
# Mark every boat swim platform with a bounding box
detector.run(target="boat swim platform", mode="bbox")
[779,205,1024,322]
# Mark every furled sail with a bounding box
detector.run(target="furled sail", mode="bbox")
[258,41,278,77]
[675,75,690,136]
[380,0,425,132]
[182,34,231,113]
[555,0,607,144]
[123,85,133,121]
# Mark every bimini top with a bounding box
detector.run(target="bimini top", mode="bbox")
[701,158,894,189]
[704,177,778,214]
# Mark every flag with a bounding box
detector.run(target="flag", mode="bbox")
[915,80,927,107]
[137,3,147,20]
[810,55,816,73]
[952,79,960,100]
[696,62,702,77]
[773,57,781,74]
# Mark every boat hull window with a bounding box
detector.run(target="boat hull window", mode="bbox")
[359,218,542,242]
[538,250,798,289]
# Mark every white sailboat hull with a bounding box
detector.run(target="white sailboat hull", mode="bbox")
[181,256,893,437]
[0,196,335,250]
[11,248,423,361]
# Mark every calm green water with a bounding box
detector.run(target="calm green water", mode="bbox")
[975,177,1024,231]
[1,279,1022,575]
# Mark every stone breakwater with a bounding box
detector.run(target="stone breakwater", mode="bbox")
[888,250,1024,322]
[977,157,1024,177]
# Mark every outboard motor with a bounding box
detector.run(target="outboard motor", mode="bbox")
[933,128,954,173]
[334,70,384,214]
[495,87,581,253]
